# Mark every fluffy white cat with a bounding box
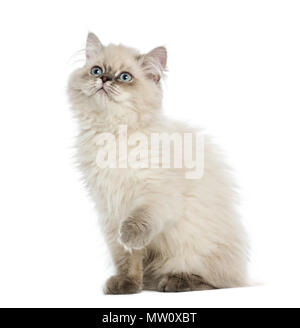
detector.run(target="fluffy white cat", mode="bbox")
[68,32,248,294]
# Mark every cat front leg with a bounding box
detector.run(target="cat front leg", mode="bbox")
[104,244,143,295]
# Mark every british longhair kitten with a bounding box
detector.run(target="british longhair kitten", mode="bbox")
[68,32,248,294]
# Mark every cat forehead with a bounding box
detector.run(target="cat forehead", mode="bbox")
[101,44,140,70]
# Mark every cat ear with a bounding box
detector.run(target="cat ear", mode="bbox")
[86,32,103,61]
[140,47,167,82]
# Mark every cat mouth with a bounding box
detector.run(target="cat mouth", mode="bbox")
[97,87,108,95]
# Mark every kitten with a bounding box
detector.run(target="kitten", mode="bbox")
[68,32,249,294]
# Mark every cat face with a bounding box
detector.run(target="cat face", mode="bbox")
[68,33,167,123]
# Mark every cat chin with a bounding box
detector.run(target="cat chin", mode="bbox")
[93,92,110,105]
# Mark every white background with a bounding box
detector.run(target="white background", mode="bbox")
[0,0,299,308]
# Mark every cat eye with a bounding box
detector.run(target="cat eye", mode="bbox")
[119,72,133,82]
[90,66,103,76]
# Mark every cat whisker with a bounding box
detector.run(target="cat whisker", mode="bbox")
[67,48,86,66]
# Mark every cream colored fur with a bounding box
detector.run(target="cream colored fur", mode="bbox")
[68,33,249,291]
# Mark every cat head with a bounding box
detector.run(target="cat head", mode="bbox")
[68,33,167,126]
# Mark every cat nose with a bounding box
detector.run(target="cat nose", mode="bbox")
[101,75,111,83]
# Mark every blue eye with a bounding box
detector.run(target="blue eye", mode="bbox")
[91,66,103,76]
[119,72,133,82]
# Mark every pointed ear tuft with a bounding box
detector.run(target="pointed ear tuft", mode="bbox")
[86,32,103,61]
[140,46,167,82]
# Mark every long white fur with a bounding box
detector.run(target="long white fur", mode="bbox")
[68,33,249,289]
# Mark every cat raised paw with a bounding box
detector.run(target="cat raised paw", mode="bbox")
[119,215,153,250]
